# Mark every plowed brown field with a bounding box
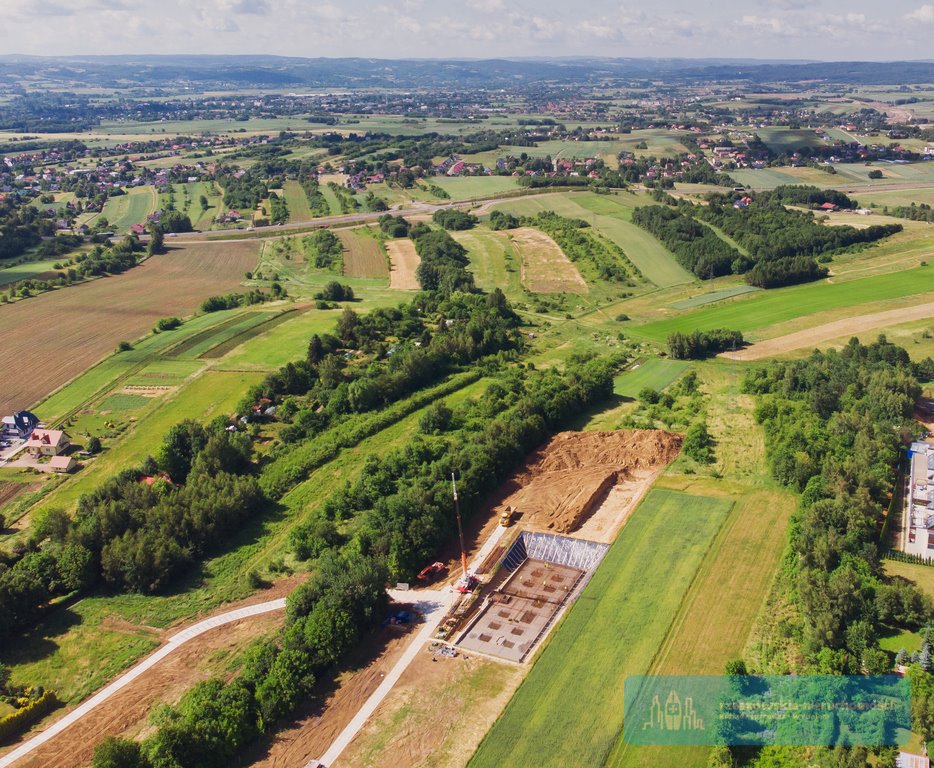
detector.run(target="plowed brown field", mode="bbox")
[0,241,259,415]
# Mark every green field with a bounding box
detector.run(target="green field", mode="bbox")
[176,181,223,230]
[469,490,733,768]
[0,257,70,286]
[281,180,314,222]
[451,228,519,294]
[94,186,159,232]
[669,285,761,309]
[633,264,934,341]
[613,358,689,398]
[430,175,521,200]
[755,127,828,153]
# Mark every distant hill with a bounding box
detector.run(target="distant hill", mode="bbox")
[0,55,932,89]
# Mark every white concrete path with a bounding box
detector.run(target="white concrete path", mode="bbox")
[0,598,287,768]
[309,523,511,767]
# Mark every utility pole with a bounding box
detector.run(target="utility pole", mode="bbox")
[452,473,469,579]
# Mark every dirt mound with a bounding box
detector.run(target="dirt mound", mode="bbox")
[500,430,682,535]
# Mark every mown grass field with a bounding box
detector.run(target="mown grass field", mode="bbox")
[428,176,520,200]
[632,264,934,342]
[282,180,314,222]
[468,490,734,768]
[338,227,388,278]
[451,228,520,295]
[613,358,689,398]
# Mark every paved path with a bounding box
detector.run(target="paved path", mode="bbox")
[0,599,287,768]
[309,523,510,767]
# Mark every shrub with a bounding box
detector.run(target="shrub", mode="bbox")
[116,341,133,352]
[154,317,182,333]
[682,421,713,463]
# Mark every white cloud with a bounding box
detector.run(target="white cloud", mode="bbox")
[466,0,505,12]
[907,3,934,21]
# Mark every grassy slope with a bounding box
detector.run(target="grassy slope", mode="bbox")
[468,490,734,768]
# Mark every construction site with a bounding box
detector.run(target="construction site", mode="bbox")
[455,532,609,663]
[429,430,680,663]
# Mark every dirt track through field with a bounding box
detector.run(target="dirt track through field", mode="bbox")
[511,227,587,294]
[386,239,420,290]
[721,300,934,361]
[0,241,259,415]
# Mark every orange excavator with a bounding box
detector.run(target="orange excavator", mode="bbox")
[417,562,447,581]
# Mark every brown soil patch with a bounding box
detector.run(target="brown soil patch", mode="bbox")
[338,228,388,278]
[247,616,421,768]
[511,227,587,294]
[493,430,682,539]
[721,300,934,361]
[120,386,173,397]
[386,239,421,290]
[0,481,39,510]
[338,648,524,768]
[0,240,260,416]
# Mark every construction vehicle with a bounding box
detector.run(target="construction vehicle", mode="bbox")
[417,561,447,581]
[499,505,515,527]
[455,574,479,594]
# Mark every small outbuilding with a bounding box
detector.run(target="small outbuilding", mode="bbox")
[49,455,76,473]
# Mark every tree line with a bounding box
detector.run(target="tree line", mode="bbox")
[0,421,262,644]
[633,192,901,288]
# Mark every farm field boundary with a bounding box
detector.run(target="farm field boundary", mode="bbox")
[721,299,934,360]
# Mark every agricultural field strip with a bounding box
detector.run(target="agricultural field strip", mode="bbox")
[0,600,286,768]
[633,265,934,341]
[468,490,733,768]
[0,240,258,416]
[722,300,934,360]
[489,192,694,288]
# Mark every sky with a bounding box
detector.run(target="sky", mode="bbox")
[5,0,934,61]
